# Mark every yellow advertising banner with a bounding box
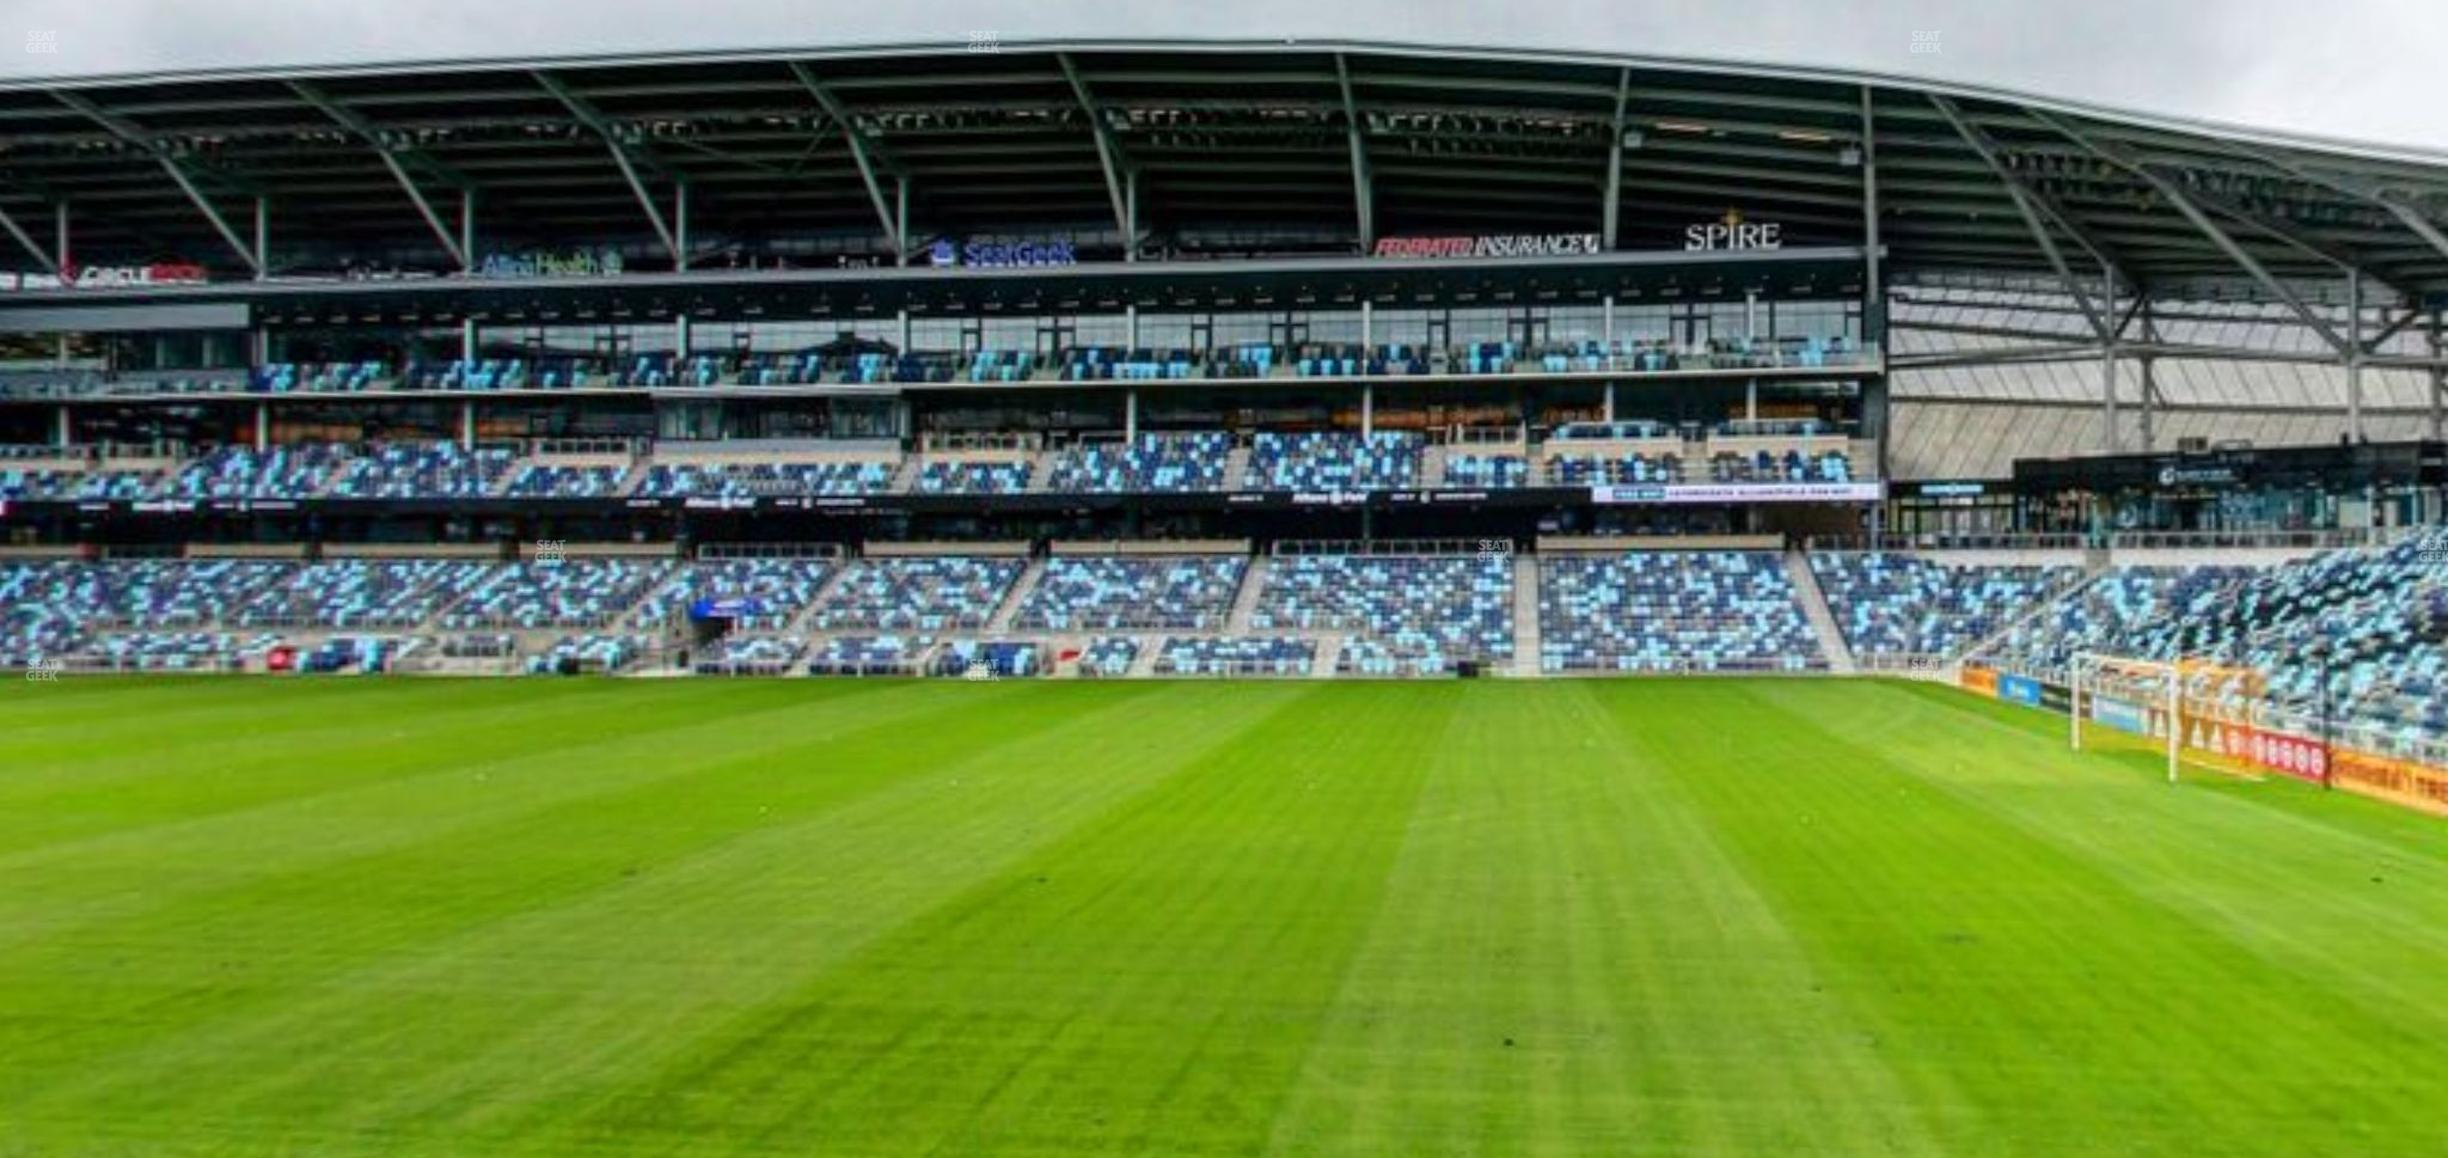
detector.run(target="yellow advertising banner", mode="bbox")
[2331,748,2448,818]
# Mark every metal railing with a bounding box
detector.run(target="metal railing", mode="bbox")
[1272,538,1492,557]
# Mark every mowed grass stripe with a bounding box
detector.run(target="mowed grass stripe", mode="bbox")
[1621,680,2448,1157]
[0,678,938,951]
[1750,681,2448,1152]
[0,680,1143,1121]
[7,679,2448,1157]
[339,683,1309,1153]
[0,678,902,856]
[2,683,1307,1156]
[1268,682,1941,1157]
[554,684,1454,1157]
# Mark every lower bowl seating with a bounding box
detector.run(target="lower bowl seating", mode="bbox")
[1252,554,1513,674]
[1012,556,1247,631]
[442,559,674,631]
[1540,552,1823,673]
[1078,636,1140,677]
[1812,553,2083,659]
[629,558,835,633]
[806,635,931,676]
[931,640,1044,678]
[1154,636,1315,676]
[808,557,1027,632]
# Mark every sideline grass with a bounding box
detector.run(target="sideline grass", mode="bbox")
[2,677,2445,1156]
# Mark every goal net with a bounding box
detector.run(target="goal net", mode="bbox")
[2070,653,2272,783]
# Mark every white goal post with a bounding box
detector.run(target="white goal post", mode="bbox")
[2070,652,2180,783]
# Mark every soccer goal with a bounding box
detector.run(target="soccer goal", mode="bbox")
[2070,653,2270,784]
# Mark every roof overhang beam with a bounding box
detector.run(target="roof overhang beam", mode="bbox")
[532,70,680,262]
[49,89,263,275]
[1334,53,1375,250]
[788,61,905,261]
[1057,54,1133,244]
[288,80,471,268]
[2035,110,2353,356]
[1929,94,2120,338]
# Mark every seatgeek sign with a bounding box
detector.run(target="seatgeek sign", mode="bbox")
[927,239,1078,269]
[1373,234,1601,259]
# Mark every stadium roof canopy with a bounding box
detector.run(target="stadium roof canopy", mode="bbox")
[1,38,2447,311]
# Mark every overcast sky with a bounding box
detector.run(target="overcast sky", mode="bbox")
[2,0,2443,154]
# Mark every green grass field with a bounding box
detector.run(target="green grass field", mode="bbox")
[5,677,2448,1156]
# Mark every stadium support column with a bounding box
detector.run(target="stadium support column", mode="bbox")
[253,197,269,281]
[2138,300,2158,451]
[675,314,693,358]
[2346,269,2365,442]
[1601,294,1617,422]
[459,189,476,273]
[54,199,69,273]
[254,403,269,453]
[2100,269,2121,454]
[55,406,70,448]
[895,178,910,267]
[1126,304,1138,349]
[1361,384,1374,438]
[897,309,911,352]
[1125,390,1139,441]
[459,401,475,451]
[1360,300,1373,349]
[674,179,690,272]
[1859,85,1883,347]
[2430,310,2445,440]
[459,317,476,364]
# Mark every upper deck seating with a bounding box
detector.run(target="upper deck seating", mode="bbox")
[1044,433,1232,493]
[1242,432,1423,491]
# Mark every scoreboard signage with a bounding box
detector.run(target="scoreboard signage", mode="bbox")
[1372,234,1601,260]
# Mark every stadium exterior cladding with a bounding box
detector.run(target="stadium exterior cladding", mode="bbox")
[0,38,2445,295]
[2,38,2446,483]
